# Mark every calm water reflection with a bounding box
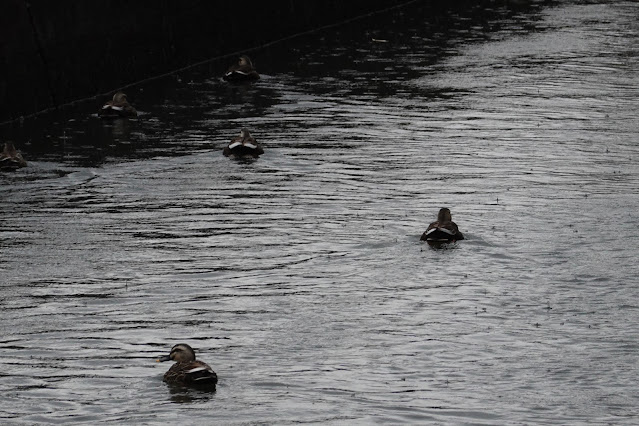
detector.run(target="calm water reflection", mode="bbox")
[2,1,639,424]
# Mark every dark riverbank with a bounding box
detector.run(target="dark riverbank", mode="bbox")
[2,0,414,123]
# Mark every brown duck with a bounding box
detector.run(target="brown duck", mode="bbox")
[157,343,218,389]
[223,55,260,82]
[421,208,464,245]
[0,142,27,171]
[223,128,264,158]
[98,92,138,118]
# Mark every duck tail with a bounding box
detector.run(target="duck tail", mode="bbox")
[186,366,218,386]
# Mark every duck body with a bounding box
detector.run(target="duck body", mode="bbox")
[98,92,138,118]
[421,208,464,246]
[223,128,264,159]
[0,142,27,171]
[223,55,260,83]
[157,343,217,389]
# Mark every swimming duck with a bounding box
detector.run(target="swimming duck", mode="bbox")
[420,208,464,245]
[0,142,27,171]
[223,128,264,158]
[98,92,138,118]
[157,343,218,389]
[223,55,260,82]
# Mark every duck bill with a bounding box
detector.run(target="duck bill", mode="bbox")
[157,355,171,362]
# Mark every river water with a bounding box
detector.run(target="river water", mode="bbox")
[2,1,639,424]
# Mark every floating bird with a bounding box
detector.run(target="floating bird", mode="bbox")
[420,208,464,246]
[157,343,218,389]
[223,128,264,158]
[0,142,27,171]
[98,92,138,118]
[223,55,260,82]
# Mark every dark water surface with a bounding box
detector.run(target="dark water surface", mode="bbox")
[2,1,639,424]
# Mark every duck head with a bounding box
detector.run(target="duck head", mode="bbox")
[437,208,452,222]
[157,343,197,363]
[238,55,253,68]
[239,128,253,140]
[112,92,128,103]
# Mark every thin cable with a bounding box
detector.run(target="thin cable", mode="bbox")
[2,0,418,127]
